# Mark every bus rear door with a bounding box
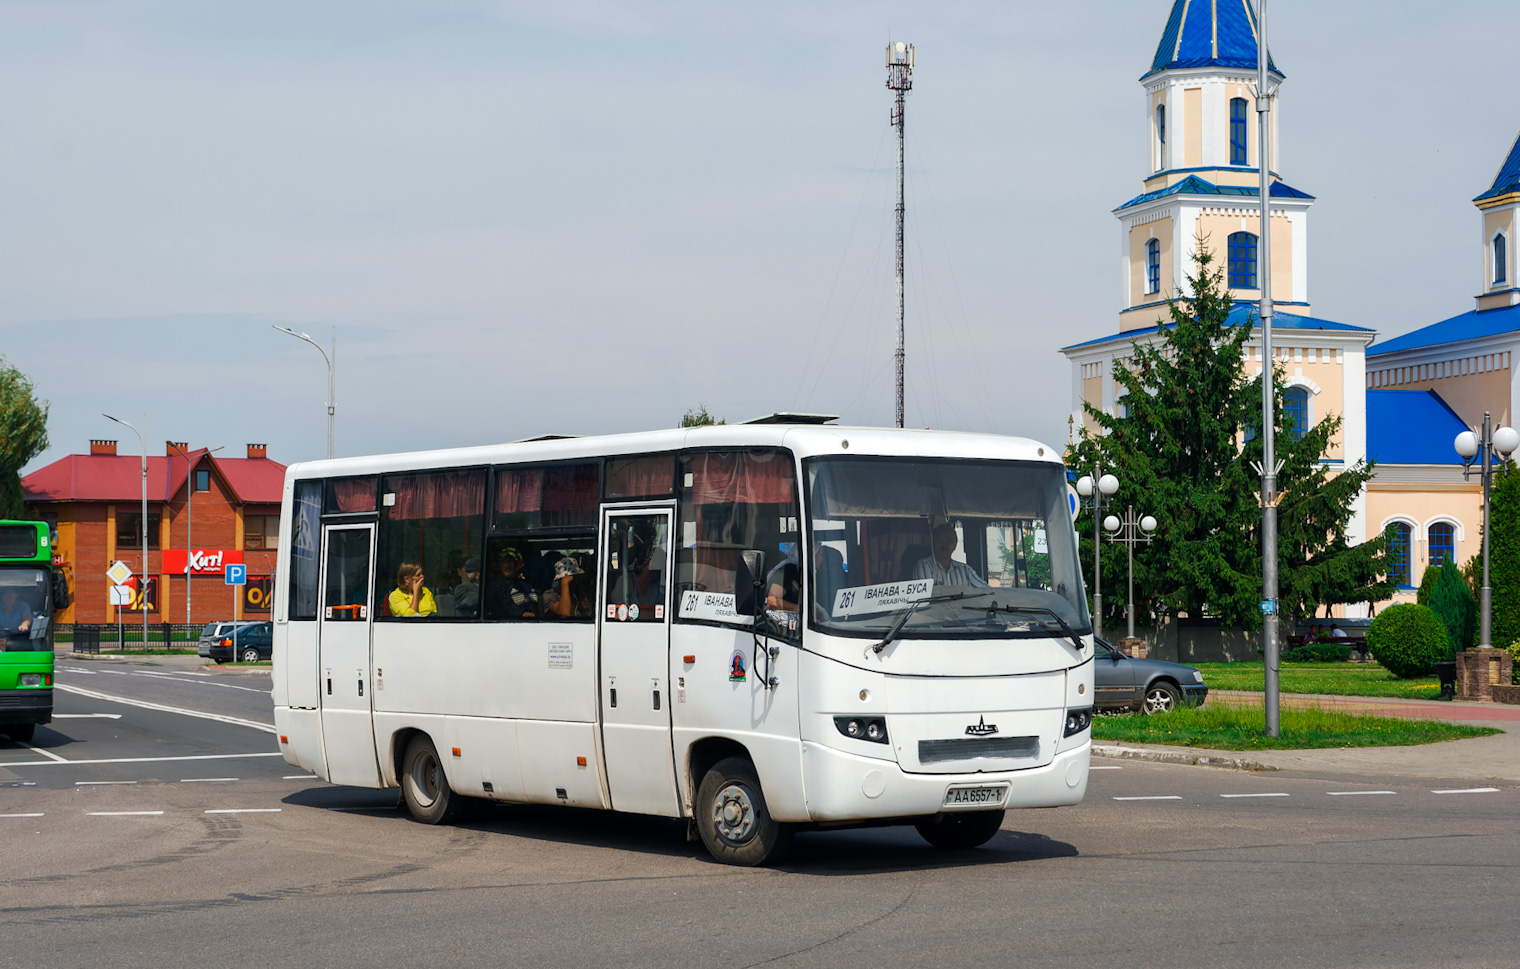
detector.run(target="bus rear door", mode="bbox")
[317,522,381,787]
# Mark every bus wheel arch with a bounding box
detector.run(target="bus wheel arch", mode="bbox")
[685,737,752,811]
[398,732,466,825]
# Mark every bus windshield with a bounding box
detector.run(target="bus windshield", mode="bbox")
[804,457,1089,640]
[0,568,51,651]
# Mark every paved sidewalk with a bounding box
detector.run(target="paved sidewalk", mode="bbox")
[1096,691,1520,782]
[60,651,270,676]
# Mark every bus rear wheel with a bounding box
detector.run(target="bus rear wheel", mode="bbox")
[400,734,465,825]
[915,810,1005,850]
[3,723,35,744]
[696,757,790,866]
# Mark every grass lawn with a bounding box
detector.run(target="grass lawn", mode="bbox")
[1093,702,1497,750]
[1193,661,1443,700]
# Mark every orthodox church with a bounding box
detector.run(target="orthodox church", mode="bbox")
[1060,0,1513,616]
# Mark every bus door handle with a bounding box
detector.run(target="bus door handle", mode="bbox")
[609,687,617,708]
[653,689,660,710]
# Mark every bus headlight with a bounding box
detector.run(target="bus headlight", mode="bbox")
[19,674,43,687]
[1063,707,1093,737]
[834,716,889,745]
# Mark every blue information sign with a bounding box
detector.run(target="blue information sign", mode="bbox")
[225,563,247,586]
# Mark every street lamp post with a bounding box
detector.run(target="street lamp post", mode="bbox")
[167,443,223,626]
[104,414,149,651]
[1104,506,1158,640]
[273,325,335,460]
[1455,412,1519,649]
[1075,469,1120,639]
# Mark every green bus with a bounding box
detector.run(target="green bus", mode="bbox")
[0,520,69,743]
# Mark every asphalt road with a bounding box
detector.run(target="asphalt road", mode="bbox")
[2,659,1517,969]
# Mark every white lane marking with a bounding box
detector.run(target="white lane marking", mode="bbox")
[181,777,237,783]
[204,808,281,814]
[1113,796,1182,801]
[1089,765,1123,771]
[76,780,137,786]
[54,713,123,719]
[7,752,281,768]
[1432,787,1500,795]
[1327,790,1397,796]
[87,811,164,817]
[1220,793,1289,798]
[0,782,37,787]
[283,775,315,780]
[55,684,276,733]
[1,813,45,818]
[19,742,67,763]
[59,667,98,674]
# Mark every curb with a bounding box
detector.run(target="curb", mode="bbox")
[1093,743,1279,773]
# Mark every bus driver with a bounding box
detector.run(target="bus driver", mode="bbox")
[910,521,989,588]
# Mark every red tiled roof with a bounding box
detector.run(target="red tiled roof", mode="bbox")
[23,451,286,504]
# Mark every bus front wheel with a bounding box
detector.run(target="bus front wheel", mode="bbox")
[696,757,791,866]
[400,734,465,825]
[915,810,1005,850]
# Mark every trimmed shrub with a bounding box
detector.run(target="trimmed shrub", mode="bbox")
[1427,560,1476,655]
[1282,643,1352,663]
[1507,637,1520,686]
[1367,603,1449,679]
[1416,564,1439,606]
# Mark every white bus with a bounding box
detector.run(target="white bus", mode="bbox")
[272,421,1094,865]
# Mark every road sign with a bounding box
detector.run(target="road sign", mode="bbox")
[225,563,247,586]
[1067,484,1080,522]
[109,585,133,606]
[106,560,133,586]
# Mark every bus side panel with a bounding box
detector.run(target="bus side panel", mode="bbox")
[283,620,320,710]
[670,625,807,823]
[444,715,526,802]
[514,720,608,808]
[277,706,328,777]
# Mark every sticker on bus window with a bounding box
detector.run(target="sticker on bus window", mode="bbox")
[607,604,617,619]
[325,607,332,619]
[617,604,628,622]
[678,591,754,625]
[654,605,663,620]
[548,642,572,669]
[360,605,368,619]
[831,579,935,618]
[629,604,640,621]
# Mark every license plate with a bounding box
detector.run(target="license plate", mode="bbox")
[943,784,1009,809]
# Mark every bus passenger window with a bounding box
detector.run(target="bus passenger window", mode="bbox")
[377,469,486,622]
[605,517,667,622]
[288,480,322,621]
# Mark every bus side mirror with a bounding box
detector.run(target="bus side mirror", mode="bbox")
[733,550,766,618]
[52,572,70,609]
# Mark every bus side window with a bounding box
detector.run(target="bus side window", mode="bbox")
[289,480,322,621]
[377,469,487,622]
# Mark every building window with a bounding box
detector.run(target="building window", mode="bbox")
[1228,231,1258,289]
[1230,98,1249,166]
[194,469,210,492]
[1155,104,1166,170]
[116,511,161,550]
[244,515,281,550]
[1387,522,1412,588]
[1146,238,1161,295]
[1495,233,1508,286]
[1282,386,1310,440]
[1428,522,1455,570]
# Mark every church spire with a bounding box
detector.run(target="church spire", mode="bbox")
[1144,0,1281,81]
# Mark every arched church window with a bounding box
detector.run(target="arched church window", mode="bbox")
[1230,98,1249,166]
[1387,522,1413,588]
[1155,104,1166,170]
[1428,522,1455,570]
[1495,233,1508,286]
[1227,232,1258,289]
[1146,238,1161,295]
[1282,386,1309,440]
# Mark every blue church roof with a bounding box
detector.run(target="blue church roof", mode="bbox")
[1474,131,1520,203]
[1367,303,1520,357]
[1144,0,1281,81]
[1116,174,1313,213]
[1062,303,1371,352]
[1366,390,1469,466]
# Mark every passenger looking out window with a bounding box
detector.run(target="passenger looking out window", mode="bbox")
[389,562,437,618]
[452,557,481,618]
[542,557,592,619]
[485,546,537,620]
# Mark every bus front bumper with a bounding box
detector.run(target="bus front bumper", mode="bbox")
[0,688,52,725]
[799,739,1090,823]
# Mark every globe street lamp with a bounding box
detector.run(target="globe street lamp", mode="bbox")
[1455,411,1519,650]
[1105,506,1158,640]
[1075,469,1120,639]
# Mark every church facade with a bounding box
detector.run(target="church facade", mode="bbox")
[1059,0,1511,616]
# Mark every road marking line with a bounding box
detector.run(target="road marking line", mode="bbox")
[59,667,98,674]
[204,808,281,814]
[54,713,123,719]
[282,775,315,780]
[6,752,281,768]
[55,684,276,734]
[1,813,45,818]
[1220,793,1289,798]
[76,780,137,786]
[181,777,237,783]
[0,782,37,787]
[19,742,67,763]
[1327,790,1396,796]
[87,811,164,817]
[1113,796,1182,801]
[1432,787,1500,795]
[1089,766,1123,771]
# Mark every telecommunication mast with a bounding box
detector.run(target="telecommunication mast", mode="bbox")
[886,41,914,429]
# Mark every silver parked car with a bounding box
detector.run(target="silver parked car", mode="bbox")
[1093,637,1208,714]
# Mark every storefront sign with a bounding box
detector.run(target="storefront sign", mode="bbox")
[162,549,245,575]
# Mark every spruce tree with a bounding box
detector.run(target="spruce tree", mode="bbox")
[1481,464,1520,648]
[1427,559,1477,655]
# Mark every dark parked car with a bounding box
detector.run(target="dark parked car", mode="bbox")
[198,620,259,658]
[1093,637,1208,713]
[207,621,272,664]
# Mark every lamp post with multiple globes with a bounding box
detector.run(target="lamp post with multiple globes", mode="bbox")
[1075,469,1119,640]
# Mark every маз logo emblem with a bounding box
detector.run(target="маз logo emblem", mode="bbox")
[965,715,998,736]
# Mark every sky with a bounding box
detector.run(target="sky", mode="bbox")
[4,0,1516,474]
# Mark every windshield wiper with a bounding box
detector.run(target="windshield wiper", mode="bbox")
[962,602,1085,651]
[871,592,992,653]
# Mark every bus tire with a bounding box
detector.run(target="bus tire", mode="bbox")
[696,756,791,866]
[400,734,465,825]
[4,723,35,744]
[914,810,1005,850]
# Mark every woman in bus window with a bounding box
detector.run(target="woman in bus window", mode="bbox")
[389,561,437,618]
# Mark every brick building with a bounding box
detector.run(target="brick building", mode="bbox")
[21,441,286,625]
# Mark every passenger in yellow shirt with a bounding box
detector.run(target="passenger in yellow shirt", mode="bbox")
[388,561,437,618]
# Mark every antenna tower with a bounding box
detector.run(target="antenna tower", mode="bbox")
[886,41,914,429]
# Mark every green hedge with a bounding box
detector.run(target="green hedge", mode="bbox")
[1283,643,1353,663]
[1367,603,1449,679]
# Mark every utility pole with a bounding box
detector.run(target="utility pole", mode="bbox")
[1254,0,1283,737]
[886,41,914,429]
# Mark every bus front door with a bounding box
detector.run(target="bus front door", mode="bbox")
[597,507,680,816]
[316,523,381,788]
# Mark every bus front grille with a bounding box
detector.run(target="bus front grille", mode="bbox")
[917,735,1040,765]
